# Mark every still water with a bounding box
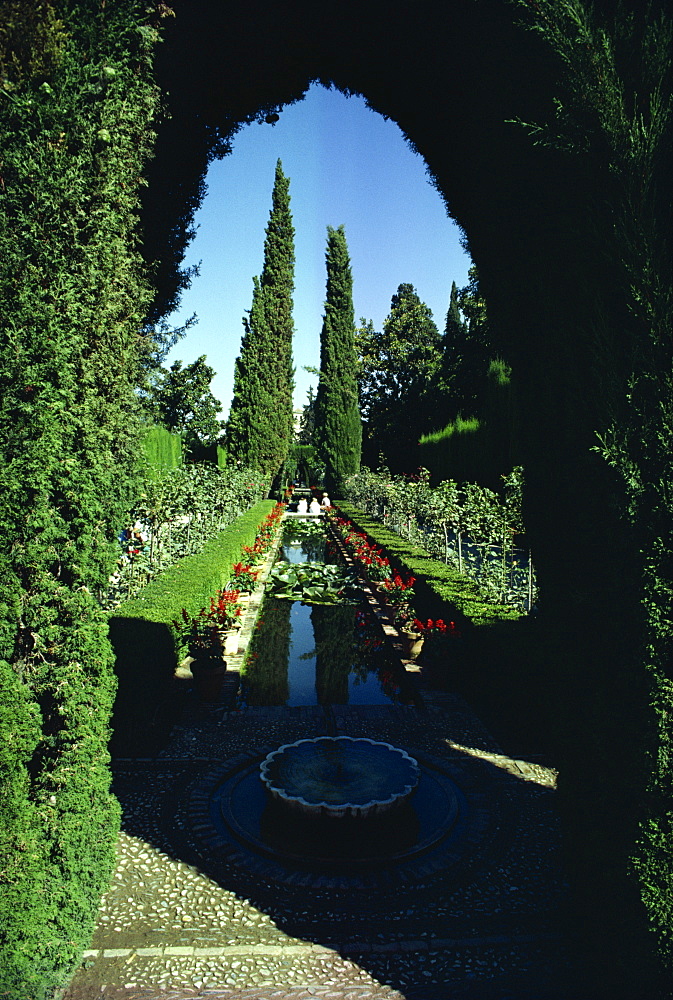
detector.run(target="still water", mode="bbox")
[240,519,412,708]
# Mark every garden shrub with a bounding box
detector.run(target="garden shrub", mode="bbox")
[143,423,183,472]
[0,2,160,996]
[109,500,275,752]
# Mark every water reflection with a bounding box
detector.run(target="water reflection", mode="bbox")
[241,599,412,708]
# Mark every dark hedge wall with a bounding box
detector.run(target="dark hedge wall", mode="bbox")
[145,2,672,994]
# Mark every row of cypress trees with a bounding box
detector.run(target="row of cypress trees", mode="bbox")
[226,165,361,493]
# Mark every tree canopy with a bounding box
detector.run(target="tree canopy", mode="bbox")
[357,283,442,471]
[149,355,224,451]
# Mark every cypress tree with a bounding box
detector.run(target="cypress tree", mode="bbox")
[226,160,295,477]
[439,267,492,419]
[314,226,362,495]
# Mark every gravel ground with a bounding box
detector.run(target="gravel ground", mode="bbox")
[63,692,589,1000]
[63,527,590,999]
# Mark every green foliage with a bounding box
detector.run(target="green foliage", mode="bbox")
[513,0,673,975]
[288,442,318,486]
[267,560,361,603]
[227,160,295,476]
[441,265,493,418]
[356,284,442,471]
[0,2,161,995]
[0,1,67,91]
[419,361,518,489]
[419,416,483,484]
[113,500,275,641]
[109,500,276,751]
[314,225,362,494]
[343,466,531,609]
[336,503,522,630]
[106,463,269,607]
[149,354,224,452]
[143,423,183,473]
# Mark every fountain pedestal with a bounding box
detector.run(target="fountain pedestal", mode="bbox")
[259,736,420,819]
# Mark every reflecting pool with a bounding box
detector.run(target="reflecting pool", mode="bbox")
[240,519,414,708]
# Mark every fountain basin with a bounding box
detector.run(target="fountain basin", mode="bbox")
[259,736,420,818]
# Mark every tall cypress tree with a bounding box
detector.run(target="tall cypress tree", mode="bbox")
[227,160,295,476]
[439,267,492,419]
[314,225,362,494]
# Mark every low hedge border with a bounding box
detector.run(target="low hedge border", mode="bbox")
[108,500,275,753]
[111,500,275,637]
[336,502,523,631]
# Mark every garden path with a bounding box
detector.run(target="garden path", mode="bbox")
[63,516,590,999]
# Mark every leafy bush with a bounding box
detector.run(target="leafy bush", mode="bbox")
[111,499,275,653]
[108,500,276,752]
[104,463,270,607]
[143,424,183,472]
[343,467,533,610]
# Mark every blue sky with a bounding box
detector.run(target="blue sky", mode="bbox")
[165,82,472,416]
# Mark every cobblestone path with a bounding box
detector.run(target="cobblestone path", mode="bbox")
[63,690,594,1000]
[64,523,591,998]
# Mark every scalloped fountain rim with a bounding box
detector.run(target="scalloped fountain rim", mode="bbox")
[259,736,421,818]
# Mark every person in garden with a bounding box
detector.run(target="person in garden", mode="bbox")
[321,492,331,507]
[297,497,308,514]
[309,496,321,515]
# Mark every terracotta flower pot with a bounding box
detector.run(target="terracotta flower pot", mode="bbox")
[399,630,424,660]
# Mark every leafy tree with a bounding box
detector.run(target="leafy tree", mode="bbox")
[357,283,442,472]
[150,355,224,453]
[227,159,295,476]
[314,226,362,494]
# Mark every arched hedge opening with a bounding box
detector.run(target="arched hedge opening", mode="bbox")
[0,1,670,997]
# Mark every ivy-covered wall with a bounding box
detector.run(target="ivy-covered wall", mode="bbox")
[0,2,163,996]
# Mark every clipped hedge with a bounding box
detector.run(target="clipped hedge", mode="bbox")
[336,502,523,631]
[108,500,274,752]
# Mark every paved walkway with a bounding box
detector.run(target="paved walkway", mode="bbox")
[64,523,591,1000]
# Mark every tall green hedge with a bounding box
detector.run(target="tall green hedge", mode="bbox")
[419,360,519,490]
[109,500,274,753]
[0,3,162,997]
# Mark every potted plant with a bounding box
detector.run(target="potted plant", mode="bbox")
[414,618,462,681]
[172,608,227,702]
[392,602,424,660]
[230,562,258,593]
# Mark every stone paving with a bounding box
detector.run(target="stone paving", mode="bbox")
[64,688,587,1000]
[63,522,593,999]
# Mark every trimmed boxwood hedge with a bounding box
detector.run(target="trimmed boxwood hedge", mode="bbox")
[108,499,274,753]
[336,502,523,631]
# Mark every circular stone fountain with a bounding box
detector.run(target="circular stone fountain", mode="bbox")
[259,736,420,819]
